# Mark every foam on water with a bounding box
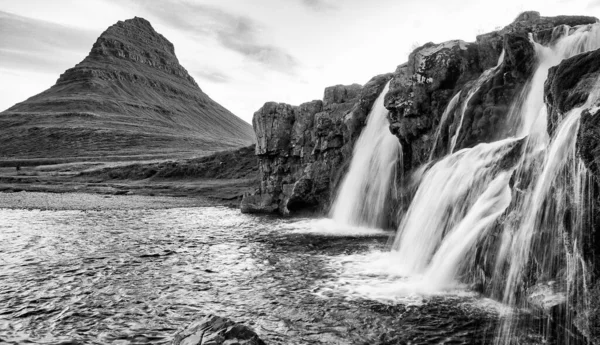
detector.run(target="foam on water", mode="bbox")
[285,218,390,236]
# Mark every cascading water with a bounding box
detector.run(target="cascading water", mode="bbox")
[422,171,512,290]
[329,81,402,228]
[354,22,600,343]
[429,90,461,160]
[494,75,600,345]
[318,21,600,344]
[391,137,523,275]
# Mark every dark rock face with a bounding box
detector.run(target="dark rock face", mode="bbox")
[0,17,254,160]
[243,76,391,214]
[173,314,265,345]
[546,48,600,136]
[385,13,596,171]
[384,40,485,169]
[544,47,600,344]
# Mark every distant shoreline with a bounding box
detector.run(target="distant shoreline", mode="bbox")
[0,145,259,211]
[0,191,222,211]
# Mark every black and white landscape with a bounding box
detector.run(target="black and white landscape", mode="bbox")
[1,2,600,345]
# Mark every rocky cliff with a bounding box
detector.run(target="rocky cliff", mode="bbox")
[385,12,597,170]
[0,17,254,160]
[244,12,597,215]
[241,75,391,214]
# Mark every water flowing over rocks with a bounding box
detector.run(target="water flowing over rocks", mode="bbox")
[242,75,391,214]
[0,17,253,160]
[545,47,600,343]
[385,12,597,170]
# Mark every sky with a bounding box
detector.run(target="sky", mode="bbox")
[1,0,599,123]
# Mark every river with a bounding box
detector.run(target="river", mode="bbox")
[0,206,554,344]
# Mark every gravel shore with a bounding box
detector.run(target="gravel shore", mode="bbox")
[0,191,214,210]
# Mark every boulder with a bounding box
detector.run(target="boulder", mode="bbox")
[173,314,265,345]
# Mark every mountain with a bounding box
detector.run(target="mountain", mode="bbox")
[0,17,254,161]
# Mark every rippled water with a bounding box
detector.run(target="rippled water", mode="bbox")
[0,207,550,344]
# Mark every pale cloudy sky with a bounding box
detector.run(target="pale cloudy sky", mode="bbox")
[1,0,599,123]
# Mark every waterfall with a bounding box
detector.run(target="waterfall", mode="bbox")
[494,75,600,345]
[388,23,600,304]
[330,81,402,228]
[422,171,512,290]
[391,137,523,275]
[429,90,461,161]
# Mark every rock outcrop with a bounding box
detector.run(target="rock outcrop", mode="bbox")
[173,314,265,345]
[0,17,254,160]
[242,75,391,214]
[385,12,597,171]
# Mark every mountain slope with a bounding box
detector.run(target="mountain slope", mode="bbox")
[0,17,254,160]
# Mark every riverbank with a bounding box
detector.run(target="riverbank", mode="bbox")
[0,145,259,210]
[0,191,214,210]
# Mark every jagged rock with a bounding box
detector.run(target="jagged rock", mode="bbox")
[242,74,391,214]
[384,39,485,169]
[546,48,600,136]
[0,17,253,160]
[172,314,265,345]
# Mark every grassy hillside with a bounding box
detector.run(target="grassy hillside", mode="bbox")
[0,17,254,161]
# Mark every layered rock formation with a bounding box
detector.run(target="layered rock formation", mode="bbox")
[0,17,253,160]
[241,75,391,214]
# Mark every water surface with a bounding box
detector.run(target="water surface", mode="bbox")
[0,207,536,344]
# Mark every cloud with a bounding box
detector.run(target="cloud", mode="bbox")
[300,0,337,11]
[192,69,232,84]
[214,17,299,74]
[586,0,600,8]
[116,0,300,74]
[0,11,96,73]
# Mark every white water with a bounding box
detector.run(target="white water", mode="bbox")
[429,90,461,160]
[423,171,512,290]
[317,26,600,342]
[386,23,600,294]
[496,24,600,305]
[349,24,600,309]
[330,81,402,228]
[391,137,522,275]
[501,107,585,305]
[512,24,600,142]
